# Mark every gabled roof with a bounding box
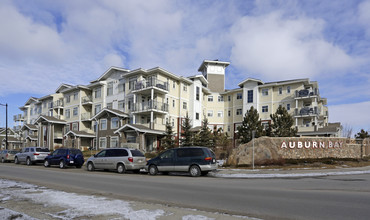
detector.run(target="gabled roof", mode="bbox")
[24,97,39,106]
[2,136,21,143]
[64,130,95,138]
[92,66,130,83]
[60,85,91,93]
[91,108,129,120]
[34,115,67,124]
[25,135,38,141]
[21,124,38,131]
[0,128,15,135]
[237,78,264,87]
[55,83,73,93]
[198,60,230,72]
[188,74,208,85]
[114,124,164,135]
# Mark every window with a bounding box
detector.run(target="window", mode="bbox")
[228,125,231,132]
[172,118,175,127]
[183,102,187,110]
[287,86,291,94]
[262,106,268,113]
[73,107,78,116]
[172,100,175,108]
[30,108,33,116]
[99,137,106,148]
[95,87,102,99]
[196,113,199,120]
[208,96,213,102]
[287,104,291,111]
[236,109,242,115]
[73,92,78,100]
[228,95,231,102]
[247,90,253,103]
[118,81,125,93]
[100,119,107,130]
[65,109,70,118]
[107,82,113,96]
[228,110,231,117]
[183,85,187,91]
[218,111,223,117]
[279,87,283,95]
[218,96,224,102]
[110,136,119,148]
[173,80,176,89]
[262,88,269,96]
[237,93,242,99]
[72,123,78,131]
[118,100,125,111]
[66,95,71,103]
[207,110,213,117]
[111,117,119,129]
[196,87,200,101]
[129,78,137,90]
[107,102,113,109]
[94,104,101,115]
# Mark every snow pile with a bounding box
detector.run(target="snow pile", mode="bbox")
[0,206,37,220]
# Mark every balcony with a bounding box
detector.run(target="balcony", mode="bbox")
[53,100,64,108]
[132,79,169,95]
[81,112,91,121]
[294,107,320,117]
[295,89,318,99]
[13,114,25,122]
[132,100,168,114]
[82,96,93,105]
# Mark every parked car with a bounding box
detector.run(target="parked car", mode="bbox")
[15,147,50,165]
[86,148,146,173]
[44,148,84,169]
[145,147,217,177]
[1,150,19,163]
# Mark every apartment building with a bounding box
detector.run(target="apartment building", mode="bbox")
[12,59,339,151]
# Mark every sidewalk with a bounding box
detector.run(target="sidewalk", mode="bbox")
[211,165,370,178]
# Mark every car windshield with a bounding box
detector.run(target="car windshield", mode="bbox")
[9,151,18,154]
[130,149,144,157]
[36,148,50,152]
[70,149,82,155]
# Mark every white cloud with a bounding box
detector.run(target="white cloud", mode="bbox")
[329,101,370,132]
[229,11,356,80]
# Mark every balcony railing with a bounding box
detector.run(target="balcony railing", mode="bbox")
[133,79,169,92]
[81,96,93,104]
[133,100,169,113]
[13,114,25,121]
[295,89,318,98]
[53,100,64,108]
[295,107,320,117]
[81,112,91,120]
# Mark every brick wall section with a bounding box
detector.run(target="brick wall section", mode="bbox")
[227,137,369,166]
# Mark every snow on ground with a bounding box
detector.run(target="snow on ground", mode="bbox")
[0,207,37,220]
[212,170,370,178]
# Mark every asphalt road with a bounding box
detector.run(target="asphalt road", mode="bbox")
[1,163,370,220]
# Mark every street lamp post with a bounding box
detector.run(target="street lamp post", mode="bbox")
[0,103,8,150]
[252,130,255,170]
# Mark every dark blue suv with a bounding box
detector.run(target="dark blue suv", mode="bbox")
[44,148,84,169]
[145,147,217,177]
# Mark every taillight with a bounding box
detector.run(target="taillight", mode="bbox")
[33,153,39,156]
[5,153,8,158]
[67,155,70,159]
[128,157,133,162]
[205,157,212,161]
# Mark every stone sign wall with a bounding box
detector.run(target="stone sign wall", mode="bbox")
[226,137,370,167]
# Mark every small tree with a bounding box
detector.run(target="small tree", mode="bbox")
[355,129,370,139]
[342,124,353,138]
[196,118,213,148]
[181,113,193,146]
[238,106,263,144]
[270,106,297,137]
[161,122,175,150]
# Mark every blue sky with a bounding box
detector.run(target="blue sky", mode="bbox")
[0,0,369,134]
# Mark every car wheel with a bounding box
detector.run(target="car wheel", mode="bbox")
[26,157,32,166]
[117,164,126,174]
[1,158,4,163]
[14,157,19,164]
[189,165,201,177]
[87,162,95,171]
[59,160,66,169]
[149,165,158,176]
[44,160,50,167]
